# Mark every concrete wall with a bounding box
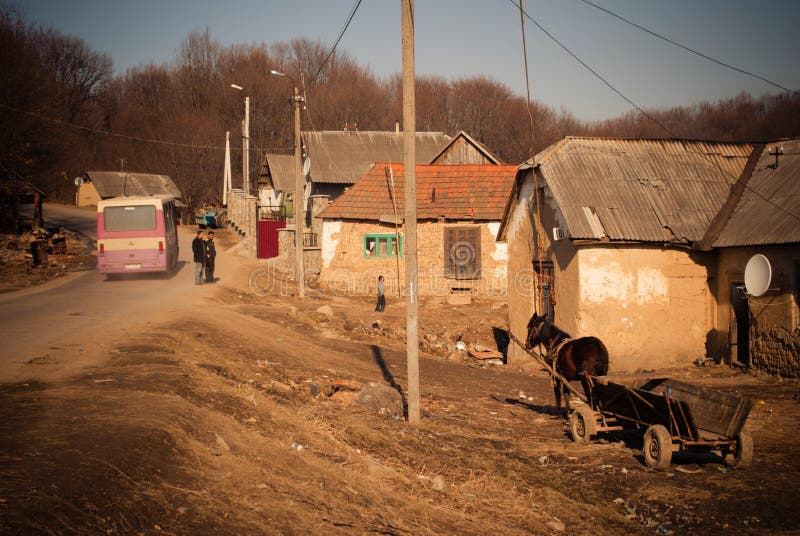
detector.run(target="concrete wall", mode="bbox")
[505,170,714,372]
[227,189,258,257]
[715,245,800,377]
[276,228,321,275]
[320,219,508,296]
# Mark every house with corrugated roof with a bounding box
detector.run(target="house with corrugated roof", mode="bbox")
[497,137,757,372]
[256,130,452,208]
[702,139,800,377]
[319,162,518,297]
[76,171,183,207]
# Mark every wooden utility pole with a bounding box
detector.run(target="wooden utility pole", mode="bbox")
[402,0,420,425]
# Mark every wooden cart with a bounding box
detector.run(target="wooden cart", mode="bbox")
[570,376,754,469]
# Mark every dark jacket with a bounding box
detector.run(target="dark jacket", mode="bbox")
[192,237,206,263]
[204,239,216,261]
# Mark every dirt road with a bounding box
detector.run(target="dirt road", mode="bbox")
[0,205,241,382]
[1,213,798,535]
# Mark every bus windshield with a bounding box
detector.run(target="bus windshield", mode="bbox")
[103,205,157,231]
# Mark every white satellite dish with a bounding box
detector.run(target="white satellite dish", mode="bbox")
[744,254,772,297]
[302,157,311,177]
[74,177,82,186]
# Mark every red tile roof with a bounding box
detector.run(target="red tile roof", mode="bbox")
[320,163,518,221]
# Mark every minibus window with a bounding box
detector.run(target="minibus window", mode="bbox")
[104,205,157,231]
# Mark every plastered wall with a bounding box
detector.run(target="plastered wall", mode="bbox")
[320,219,508,296]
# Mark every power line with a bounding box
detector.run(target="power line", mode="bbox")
[306,0,363,87]
[509,0,800,225]
[0,102,291,153]
[576,0,799,96]
[507,0,678,139]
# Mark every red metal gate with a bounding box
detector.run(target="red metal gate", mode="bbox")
[257,220,286,259]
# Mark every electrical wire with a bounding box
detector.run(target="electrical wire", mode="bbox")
[306,0,363,87]
[576,0,799,96]
[509,0,800,225]
[508,0,678,138]
[0,102,291,153]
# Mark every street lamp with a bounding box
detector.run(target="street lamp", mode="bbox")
[271,69,306,298]
[230,84,250,194]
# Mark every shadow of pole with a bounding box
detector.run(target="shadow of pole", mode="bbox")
[370,344,408,418]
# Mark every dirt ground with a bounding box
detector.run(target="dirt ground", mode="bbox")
[2,232,799,535]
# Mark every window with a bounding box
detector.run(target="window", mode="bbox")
[104,205,157,231]
[364,234,401,258]
[444,225,481,279]
[534,261,555,323]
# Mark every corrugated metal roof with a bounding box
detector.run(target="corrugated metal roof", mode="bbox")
[85,171,182,199]
[259,153,297,191]
[302,130,451,184]
[320,163,518,221]
[714,138,800,247]
[537,137,753,243]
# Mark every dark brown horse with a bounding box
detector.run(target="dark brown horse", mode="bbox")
[525,313,609,416]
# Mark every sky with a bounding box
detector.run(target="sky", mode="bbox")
[14,0,800,121]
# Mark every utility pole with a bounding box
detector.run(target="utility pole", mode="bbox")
[268,70,306,298]
[293,84,305,298]
[402,0,420,425]
[223,131,231,205]
[230,85,250,194]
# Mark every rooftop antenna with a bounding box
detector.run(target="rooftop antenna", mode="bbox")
[768,146,783,169]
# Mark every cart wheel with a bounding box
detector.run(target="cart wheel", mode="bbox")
[723,429,753,469]
[569,406,597,444]
[643,425,673,469]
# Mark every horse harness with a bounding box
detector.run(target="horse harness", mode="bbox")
[543,336,571,388]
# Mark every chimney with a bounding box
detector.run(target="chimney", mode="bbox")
[395,120,400,134]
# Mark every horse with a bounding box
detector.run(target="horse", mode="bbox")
[525,313,609,416]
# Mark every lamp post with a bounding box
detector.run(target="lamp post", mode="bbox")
[230,84,250,194]
[270,69,305,298]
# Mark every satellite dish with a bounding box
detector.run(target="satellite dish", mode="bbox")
[302,157,311,177]
[744,254,772,297]
[74,177,82,186]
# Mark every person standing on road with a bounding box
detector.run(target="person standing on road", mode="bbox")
[375,275,386,312]
[192,230,206,285]
[204,231,217,283]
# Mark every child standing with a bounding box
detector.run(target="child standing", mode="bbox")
[375,275,386,312]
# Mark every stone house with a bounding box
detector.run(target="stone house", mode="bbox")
[319,162,518,297]
[498,137,756,372]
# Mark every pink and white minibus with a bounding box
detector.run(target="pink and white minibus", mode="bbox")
[97,195,179,275]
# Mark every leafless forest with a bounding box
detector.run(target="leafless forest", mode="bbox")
[2,6,799,210]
